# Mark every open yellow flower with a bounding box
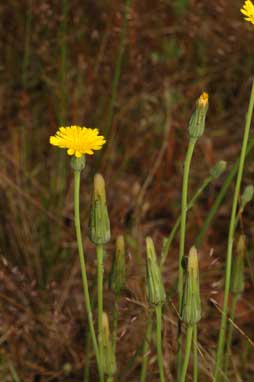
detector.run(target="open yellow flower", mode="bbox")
[241,0,254,25]
[50,125,106,158]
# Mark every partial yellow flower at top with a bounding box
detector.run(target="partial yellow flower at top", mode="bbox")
[50,125,106,158]
[241,0,254,25]
[197,92,208,107]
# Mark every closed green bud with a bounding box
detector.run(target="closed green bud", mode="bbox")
[110,235,126,295]
[70,156,86,171]
[188,92,209,139]
[145,237,166,306]
[88,174,111,244]
[102,312,117,377]
[240,185,254,211]
[182,247,201,325]
[231,235,246,295]
[209,160,227,179]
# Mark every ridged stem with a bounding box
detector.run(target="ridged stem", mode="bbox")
[74,170,103,380]
[155,305,164,382]
[214,80,254,381]
[177,137,197,379]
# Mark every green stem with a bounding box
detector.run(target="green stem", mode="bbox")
[195,138,254,248]
[193,324,198,382]
[177,137,197,379]
[214,80,254,381]
[180,325,193,382]
[97,243,105,381]
[155,305,164,382]
[74,170,103,380]
[161,176,211,267]
[140,311,153,382]
[224,294,238,378]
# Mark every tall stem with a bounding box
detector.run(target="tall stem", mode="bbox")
[161,176,211,268]
[180,325,193,382]
[214,80,254,381]
[74,170,103,380]
[140,311,153,382]
[97,243,105,381]
[177,138,197,379]
[155,305,164,382]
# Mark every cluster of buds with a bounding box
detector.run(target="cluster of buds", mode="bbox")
[88,174,111,245]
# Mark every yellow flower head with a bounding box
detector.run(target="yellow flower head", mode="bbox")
[49,125,106,158]
[241,0,254,25]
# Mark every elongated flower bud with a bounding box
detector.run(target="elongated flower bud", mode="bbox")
[88,174,111,244]
[145,237,166,306]
[209,160,227,179]
[110,235,126,295]
[181,247,201,325]
[102,312,117,377]
[188,92,209,139]
[231,235,246,296]
[240,185,254,211]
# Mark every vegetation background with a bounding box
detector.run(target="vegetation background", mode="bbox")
[0,0,254,381]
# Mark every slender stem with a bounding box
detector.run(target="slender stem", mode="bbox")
[180,325,193,382]
[155,305,164,382]
[193,324,198,382]
[224,294,238,378]
[177,138,197,379]
[97,243,105,381]
[140,311,153,382]
[195,138,254,248]
[160,176,211,267]
[74,170,103,380]
[214,80,254,381]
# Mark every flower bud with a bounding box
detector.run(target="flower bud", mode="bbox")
[231,235,246,296]
[110,235,126,295]
[209,160,227,179]
[102,312,117,377]
[70,156,86,171]
[240,185,254,211]
[145,237,166,306]
[188,92,209,139]
[181,247,201,325]
[88,174,111,244]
